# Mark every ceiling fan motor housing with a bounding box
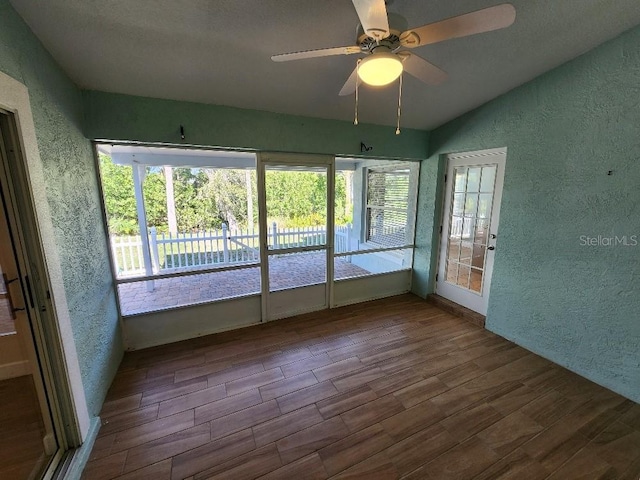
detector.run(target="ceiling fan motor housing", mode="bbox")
[356,12,408,53]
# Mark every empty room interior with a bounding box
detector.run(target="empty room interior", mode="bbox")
[0,0,639,479]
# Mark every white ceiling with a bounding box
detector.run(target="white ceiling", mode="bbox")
[10,0,640,130]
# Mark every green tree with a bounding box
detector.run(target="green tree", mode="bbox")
[100,152,351,236]
[99,154,138,234]
[142,167,168,231]
[167,168,218,231]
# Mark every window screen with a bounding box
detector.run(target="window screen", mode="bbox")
[366,167,410,247]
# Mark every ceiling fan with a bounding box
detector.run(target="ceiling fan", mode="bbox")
[271,0,516,96]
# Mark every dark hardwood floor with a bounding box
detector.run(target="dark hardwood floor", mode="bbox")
[83,294,640,479]
[0,375,49,479]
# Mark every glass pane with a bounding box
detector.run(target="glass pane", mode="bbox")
[2,375,54,478]
[334,248,412,280]
[334,170,354,254]
[450,216,464,240]
[156,228,259,271]
[464,194,478,217]
[447,239,461,262]
[98,148,259,281]
[446,261,458,284]
[338,159,418,254]
[457,265,471,289]
[462,217,475,241]
[454,167,467,192]
[478,194,493,219]
[466,167,481,192]
[0,277,16,334]
[474,219,489,244]
[452,193,465,217]
[366,206,407,247]
[459,241,473,265]
[269,251,325,291]
[117,267,260,315]
[265,166,327,250]
[470,268,483,293]
[480,166,496,193]
[0,178,57,478]
[472,243,486,269]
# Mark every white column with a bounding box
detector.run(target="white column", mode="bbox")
[132,164,154,291]
[245,169,253,230]
[164,166,177,235]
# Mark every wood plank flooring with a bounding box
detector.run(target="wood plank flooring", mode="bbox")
[83,294,640,480]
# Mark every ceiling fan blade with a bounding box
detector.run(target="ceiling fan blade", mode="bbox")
[272,45,361,62]
[400,3,516,48]
[352,0,390,40]
[339,66,359,96]
[399,52,448,85]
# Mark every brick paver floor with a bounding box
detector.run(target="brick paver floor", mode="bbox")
[118,253,370,315]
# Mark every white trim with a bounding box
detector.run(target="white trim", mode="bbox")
[436,147,507,315]
[334,244,414,257]
[267,245,327,256]
[0,72,90,438]
[332,270,411,307]
[115,261,260,284]
[123,296,261,350]
[446,147,507,160]
[58,416,101,480]
[257,152,334,321]
[257,153,269,321]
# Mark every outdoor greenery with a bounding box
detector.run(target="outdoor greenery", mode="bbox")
[99,154,351,235]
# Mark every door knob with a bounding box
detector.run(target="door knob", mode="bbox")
[489,234,497,239]
[487,246,495,251]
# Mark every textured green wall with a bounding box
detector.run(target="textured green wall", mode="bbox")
[411,153,445,296]
[0,0,122,416]
[414,26,640,401]
[83,91,429,160]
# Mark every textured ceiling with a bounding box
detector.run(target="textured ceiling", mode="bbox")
[9,0,640,130]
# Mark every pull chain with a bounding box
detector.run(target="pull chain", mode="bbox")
[354,59,361,126]
[396,72,403,135]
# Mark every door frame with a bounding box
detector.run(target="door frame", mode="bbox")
[257,152,335,321]
[435,147,506,315]
[0,72,91,476]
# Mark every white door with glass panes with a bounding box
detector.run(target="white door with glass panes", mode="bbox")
[436,149,506,315]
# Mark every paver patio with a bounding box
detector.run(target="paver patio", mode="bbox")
[118,253,370,315]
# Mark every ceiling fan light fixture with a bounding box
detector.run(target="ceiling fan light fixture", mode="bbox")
[357,52,403,86]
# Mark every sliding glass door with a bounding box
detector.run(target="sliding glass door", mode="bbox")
[257,153,334,320]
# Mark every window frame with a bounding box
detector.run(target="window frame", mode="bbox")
[362,163,417,249]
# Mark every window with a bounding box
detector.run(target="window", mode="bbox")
[365,166,412,248]
[334,159,418,280]
[97,144,260,315]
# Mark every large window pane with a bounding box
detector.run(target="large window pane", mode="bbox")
[269,251,326,291]
[98,148,258,279]
[118,266,260,315]
[97,144,260,315]
[366,168,410,247]
[334,248,413,280]
[335,159,418,255]
[265,166,327,250]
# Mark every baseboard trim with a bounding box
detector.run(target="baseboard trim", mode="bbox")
[0,360,30,380]
[426,294,486,328]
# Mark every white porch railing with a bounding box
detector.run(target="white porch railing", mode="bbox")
[450,217,474,239]
[111,223,354,278]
